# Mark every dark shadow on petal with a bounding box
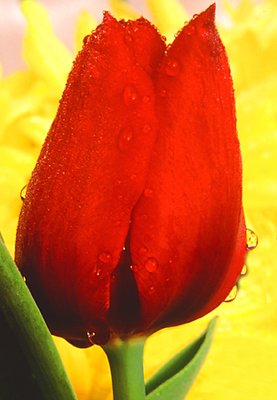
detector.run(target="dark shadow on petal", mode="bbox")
[108,234,141,337]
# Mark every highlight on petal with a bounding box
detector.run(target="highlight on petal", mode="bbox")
[130,4,245,331]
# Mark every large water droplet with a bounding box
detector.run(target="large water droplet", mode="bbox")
[165,58,180,77]
[118,127,133,151]
[224,285,238,303]
[20,184,27,201]
[98,252,112,264]
[123,85,138,105]
[145,257,158,273]
[246,228,258,250]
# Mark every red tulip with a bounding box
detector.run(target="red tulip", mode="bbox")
[15,4,246,347]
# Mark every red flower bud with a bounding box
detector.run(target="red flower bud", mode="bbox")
[15,4,246,346]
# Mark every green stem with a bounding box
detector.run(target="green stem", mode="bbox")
[0,237,77,400]
[103,337,146,400]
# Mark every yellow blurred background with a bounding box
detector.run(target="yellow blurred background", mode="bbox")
[0,0,276,399]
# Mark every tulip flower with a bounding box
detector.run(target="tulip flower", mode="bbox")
[15,3,245,352]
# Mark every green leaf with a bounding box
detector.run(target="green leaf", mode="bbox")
[0,234,77,400]
[146,318,217,400]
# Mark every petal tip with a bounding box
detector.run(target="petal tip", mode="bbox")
[193,3,216,28]
[202,3,216,24]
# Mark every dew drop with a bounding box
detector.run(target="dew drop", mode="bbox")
[123,85,138,106]
[142,124,152,134]
[160,88,167,97]
[139,246,148,256]
[22,276,27,283]
[98,252,112,264]
[118,127,133,151]
[165,58,180,77]
[20,184,27,201]
[246,228,258,250]
[144,188,153,198]
[149,285,155,293]
[124,33,133,44]
[145,257,158,273]
[142,95,150,104]
[186,25,195,36]
[224,285,238,303]
[83,35,90,45]
[130,264,138,272]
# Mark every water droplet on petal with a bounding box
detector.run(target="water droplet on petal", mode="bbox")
[145,257,158,273]
[130,173,137,181]
[83,35,90,45]
[118,127,133,151]
[246,228,258,250]
[224,285,238,303]
[142,95,150,104]
[186,25,195,36]
[149,285,155,293]
[139,246,148,256]
[124,33,133,44]
[20,184,27,201]
[160,88,167,97]
[142,124,152,134]
[165,58,180,77]
[144,188,153,198]
[123,85,138,105]
[98,252,112,264]
[130,264,138,272]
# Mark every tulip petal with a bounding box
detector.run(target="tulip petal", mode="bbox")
[15,14,165,344]
[130,5,246,331]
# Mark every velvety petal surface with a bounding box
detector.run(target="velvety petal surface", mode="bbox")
[15,14,165,344]
[130,5,246,332]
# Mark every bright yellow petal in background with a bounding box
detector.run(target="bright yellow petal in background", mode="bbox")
[0,0,276,399]
[21,0,72,92]
[146,0,189,42]
[74,11,98,54]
